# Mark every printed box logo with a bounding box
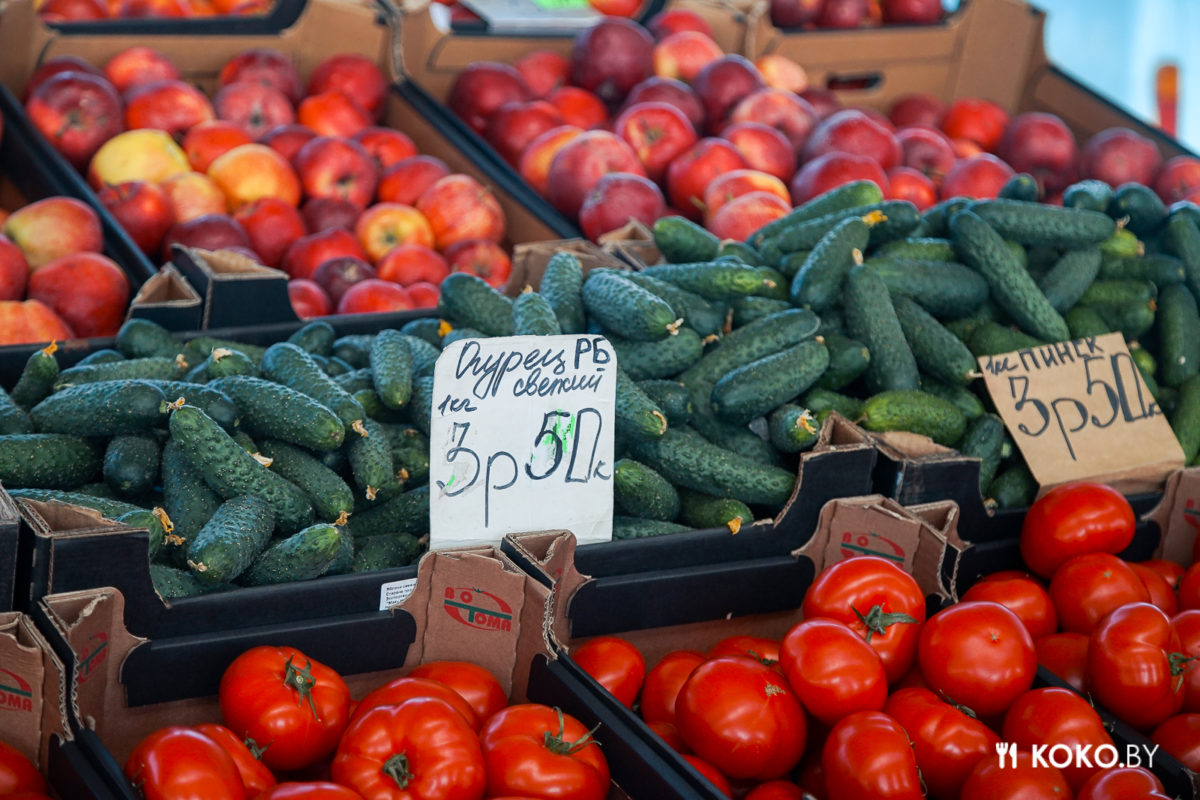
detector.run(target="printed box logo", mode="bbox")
[839,530,906,563]
[0,668,33,713]
[77,632,108,685]
[443,587,513,632]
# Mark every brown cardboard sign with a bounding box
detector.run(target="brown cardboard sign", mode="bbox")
[978,332,1184,495]
[1147,467,1200,566]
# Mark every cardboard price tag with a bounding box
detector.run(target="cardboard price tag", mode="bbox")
[978,332,1185,494]
[429,335,616,550]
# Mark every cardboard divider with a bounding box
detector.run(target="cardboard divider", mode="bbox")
[1145,467,1200,566]
[171,246,299,329]
[505,238,624,296]
[125,264,205,332]
[0,488,18,612]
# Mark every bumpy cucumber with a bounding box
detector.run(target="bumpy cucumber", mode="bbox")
[613,368,668,440]
[161,438,222,565]
[790,216,870,312]
[679,309,820,401]
[1172,375,1200,464]
[512,290,562,336]
[613,459,680,521]
[331,335,374,369]
[1099,253,1186,285]
[325,528,354,576]
[115,508,168,562]
[409,377,435,437]
[258,440,354,522]
[1065,307,1113,340]
[145,381,239,431]
[31,380,166,436]
[689,412,782,467]
[730,297,791,327]
[150,564,219,598]
[803,388,864,420]
[621,272,725,338]
[815,333,870,391]
[998,173,1039,202]
[370,330,414,410]
[859,389,967,446]
[1077,279,1156,309]
[104,434,160,497]
[1165,214,1200,304]
[710,338,829,425]
[612,516,692,539]
[1063,180,1113,213]
[912,197,972,238]
[210,376,346,452]
[238,523,344,586]
[637,380,693,426]
[261,343,366,435]
[1099,228,1142,259]
[987,463,1036,508]
[959,413,1006,494]
[751,180,885,247]
[609,328,704,381]
[352,533,425,572]
[892,296,978,386]
[1097,298,1155,341]
[582,271,679,341]
[765,201,914,255]
[56,356,186,387]
[1038,248,1102,314]
[346,417,398,501]
[205,347,259,380]
[767,404,820,454]
[653,215,721,262]
[116,319,182,359]
[10,343,59,410]
[335,369,375,394]
[921,379,986,421]
[400,317,445,349]
[0,387,31,435]
[1158,284,1200,387]
[676,488,754,533]
[539,251,587,334]
[640,262,775,300]
[969,199,1116,248]
[967,322,1045,357]
[1109,182,1168,236]
[717,240,765,266]
[287,321,337,356]
[186,495,275,585]
[844,263,920,393]
[876,237,957,262]
[442,327,487,347]
[347,484,429,539]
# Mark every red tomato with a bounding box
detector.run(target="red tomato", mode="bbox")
[959,749,1072,800]
[1177,562,1200,611]
[1174,609,1200,712]
[1019,481,1135,579]
[963,572,1057,639]
[124,727,246,800]
[480,704,610,800]
[1140,559,1186,590]
[744,780,806,800]
[218,646,350,772]
[1001,687,1114,791]
[1,793,54,800]
[331,697,485,800]
[647,721,690,754]
[884,687,999,800]
[675,656,807,781]
[1049,552,1150,634]
[1075,766,1166,800]
[1131,562,1179,616]
[801,555,926,683]
[1089,603,1187,730]
[918,601,1037,718]
[0,741,45,795]
[349,676,479,730]
[1150,713,1200,771]
[890,665,928,691]
[779,618,888,725]
[192,723,276,796]
[407,661,507,723]
[795,750,826,800]
[254,782,365,799]
[640,650,705,725]
[1034,632,1090,693]
[822,711,922,800]
[681,755,732,798]
[707,635,781,669]
[570,635,646,708]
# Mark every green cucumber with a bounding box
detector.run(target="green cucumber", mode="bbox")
[104,434,160,497]
[438,272,515,336]
[921,379,986,421]
[803,388,863,420]
[987,463,1036,509]
[1063,180,1113,213]
[689,412,781,466]
[150,564,222,598]
[238,523,344,585]
[1100,228,1143,259]
[730,296,792,328]
[1130,343,1157,379]
[1066,307,1113,340]
[866,258,990,320]
[582,271,679,341]
[258,440,354,522]
[287,321,337,356]
[540,252,587,334]
[816,307,844,336]
[186,495,274,584]
[116,319,182,359]
[621,272,725,337]
[352,533,425,572]
[1158,284,1200,387]
[767,404,820,454]
[9,343,59,410]
[116,508,168,562]
[913,197,972,238]
[370,330,414,410]
[815,333,870,391]
[512,290,562,336]
[203,347,258,380]
[636,380,693,426]
[335,369,374,394]
[0,388,31,435]
[639,262,775,301]
[677,488,753,532]
[876,237,957,262]
[892,296,979,386]
[859,389,967,446]
[608,327,705,381]
[409,377,435,437]
[144,381,239,431]
[161,438,222,565]
[1077,279,1156,309]
[1164,214,1200,303]
[1097,299,1156,341]
[441,327,486,347]
[789,216,870,312]
[613,458,679,521]
[969,199,1116,248]
[844,263,920,393]
[1109,182,1169,236]
[330,335,374,369]
[765,202,914,255]
[1038,249,1102,313]
[56,356,186,387]
[959,413,1005,494]
[711,337,829,425]
[998,173,1039,202]
[751,180,885,247]
[400,317,445,349]
[261,343,366,435]
[210,376,346,452]
[612,516,691,539]
[967,322,1046,357]
[717,240,765,266]
[1172,374,1200,464]
[1098,253,1186,285]
[616,369,668,440]
[653,215,720,262]
[679,309,820,401]
[31,380,166,436]
[347,484,429,539]
[183,337,266,364]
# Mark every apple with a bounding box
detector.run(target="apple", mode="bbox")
[288,278,331,318]
[336,279,413,314]
[292,136,379,211]
[818,0,865,27]
[570,17,655,108]
[546,86,609,130]
[1154,156,1200,204]
[28,252,130,338]
[218,48,304,105]
[708,191,790,241]
[98,181,173,256]
[883,0,943,23]
[182,121,254,172]
[161,214,251,260]
[702,169,789,220]
[692,55,765,133]
[297,89,372,138]
[518,126,584,197]
[25,72,124,171]
[856,106,896,133]
[3,197,103,270]
[940,98,1009,151]
[354,203,435,263]
[88,129,191,188]
[951,137,984,159]
[586,0,639,17]
[124,79,215,138]
[0,300,74,345]
[448,63,531,136]
[755,54,809,95]
[790,151,890,205]
[486,100,564,166]
[615,101,699,181]
[376,244,450,286]
[281,227,368,280]
[545,130,646,218]
[886,166,937,210]
[579,173,666,243]
[104,47,181,94]
[998,112,1077,196]
[25,57,104,100]
[444,239,512,288]
[353,127,418,171]
[802,109,901,171]
[259,123,318,162]
[37,0,106,23]
[1079,127,1163,188]
[623,77,705,133]
[416,175,506,251]
[770,0,821,28]
[312,256,377,305]
[233,197,307,268]
[514,50,570,98]
[161,172,227,223]
[939,153,1015,199]
[404,281,440,309]
[653,31,724,84]
[0,235,29,301]
[665,137,748,220]
[378,155,453,206]
[895,125,956,183]
[729,88,818,153]
[213,81,296,140]
[207,143,302,211]
[117,0,189,17]
[721,121,797,182]
[306,54,388,122]
[798,88,843,119]
[301,197,361,234]
[646,7,714,39]
[888,93,944,128]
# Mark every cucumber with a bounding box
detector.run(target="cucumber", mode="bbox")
[261,343,366,436]
[636,380,693,426]
[370,330,413,410]
[183,337,267,364]
[969,199,1116,248]
[613,458,679,521]
[9,343,59,410]
[844,263,920,393]
[287,321,337,356]
[232,430,259,455]
[616,369,668,440]
[789,216,870,312]
[237,523,343,586]
[403,336,440,378]
[680,309,820,401]
[612,516,692,539]
[998,173,1039,202]
[920,379,986,421]
[346,417,398,501]
[803,388,863,420]
[677,488,753,533]
[1063,180,1113,213]
[1109,182,1168,236]
[750,180,885,247]
[815,333,870,391]
[640,262,775,301]
[1097,299,1156,341]
[409,377,435,437]
[202,347,257,380]
[31,380,166,436]
[987,463,1036,509]
[1077,279,1156,309]
[393,444,430,486]
[689,412,782,466]
[169,404,314,533]
[1164,214,1200,303]
[1172,374,1200,464]
[913,197,972,238]
[104,434,160,497]
[400,317,445,349]
[1157,284,1200,387]
[876,238,957,262]
[717,240,765,266]
[765,201,915,255]
[1038,249,1102,313]
[335,369,374,394]
[892,296,979,386]
[959,413,1005,494]
[143,381,239,431]
[150,564,219,598]
[352,533,425,572]
[859,389,967,446]
[0,388,31,435]
[56,356,186,387]
[607,327,704,381]
[1098,253,1186,285]
[1026,245,1063,280]
[967,322,1045,357]
[653,215,720,263]
[186,495,275,585]
[346,484,429,539]
[512,289,562,336]
[210,376,346,452]
[816,308,844,336]
[116,319,183,359]
[1099,228,1143,259]
[258,440,354,522]
[778,250,811,280]
[944,301,999,343]
[1065,307,1113,340]
[730,296,792,328]
[756,267,789,300]
[582,271,679,341]
[540,251,587,334]
[116,508,168,562]
[442,327,486,347]
[161,438,222,564]
[951,209,1070,341]
[621,272,725,338]
[767,404,820,453]
[438,272,515,336]
[331,335,374,369]
[1130,343,1157,379]
[711,337,829,425]
[865,258,991,321]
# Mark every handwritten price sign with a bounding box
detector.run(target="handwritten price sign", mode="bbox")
[979,332,1184,495]
[429,335,616,550]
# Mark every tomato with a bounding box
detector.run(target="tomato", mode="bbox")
[349,676,479,730]
[1130,562,1179,616]
[570,636,645,709]
[1,793,54,800]
[1076,766,1166,800]
[255,782,365,799]
[707,635,781,669]
[743,780,805,800]
[124,727,246,800]
[779,618,887,725]
[795,750,826,800]
[963,572,1057,639]
[1019,481,1135,579]
[1177,562,1200,611]
[1174,609,1200,711]
[218,646,350,772]
[681,755,732,798]
[331,697,485,800]
[1140,559,1186,589]
[647,721,690,754]
[918,601,1036,718]
[1001,687,1113,791]
[884,687,999,800]
[822,711,922,800]
[1150,713,1200,770]
[1049,552,1150,634]
[480,704,609,800]
[407,661,507,723]
[801,555,925,683]
[1034,632,1089,693]
[959,749,1072,800]
[193,723,276,796]
[0,741,45,795]
[640,650,705,725]
[890,665,928,691]
[1089,602,1188,730]
[675,656,806,781]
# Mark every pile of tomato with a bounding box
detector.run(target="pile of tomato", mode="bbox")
[123,647,610,800]
[567,481,1200,800]
[0,740,51,800]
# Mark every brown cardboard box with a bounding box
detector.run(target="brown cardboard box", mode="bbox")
[505,238,624,296]
[0,611,70,775]
[1146,466,1200,566]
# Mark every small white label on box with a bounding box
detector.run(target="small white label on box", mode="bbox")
[379,577,419,611]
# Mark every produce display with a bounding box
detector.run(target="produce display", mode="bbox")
[37,0,277,23]
[0,740,49,799]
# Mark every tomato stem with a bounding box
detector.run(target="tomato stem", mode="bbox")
[383,753,414,789]
[936,689,978,719]
[852,604,918,643]
[542,707,602,756]
[243,736,269,761]
[283,655,322,721]
[1170,651,1197,693]
[745,649,778,667]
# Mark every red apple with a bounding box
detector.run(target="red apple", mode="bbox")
[161,172,226,223]
[312,255,377,305]
[546,86,610,130]
[623,77,705,132]
[288,278,331,318]
[218,48,304,105]
[692,55,766,133]
[98,181,173,256]
[818,0,865,27]
[729,88,818,153]
[3,197,103,270]
[233,197,307,268]
[448,62,531,136]
[802,108,901,170]
[887,165,937,210]
[855,106,896,133]
[124,79,216,139]
[586,0,639,17]
[721,121,797,181]
[306,54,388,123]
[259,123,317,162]
[377,155,452,206]
[27,252,129,337]
[25,57,104,101]
[770,0,821,28]
[0,300,74,344]
[297,89,372,138]
[207,143,302,211]
[301,197,361,234]
[416,174,507,251]
[376,244,450,286]
[646,7,713,40]
[579,172,666,242]
[213,81,296,140]
[116,0,189,19]
[281,227,368,280]
[545,130,647,218]
[514,50,570,98]
[1154,156,1200,204]
[1079,127,1163,188]
[404,281,440,308]
[183,121,254,172]
[486,100,564,166]
[353,127,418,171]
[883,0,943,23]
[665,137,748,220]
[293,136,379,211]
[0,235,29,301]
[951,136,984,159]
[570,17,655,108]
[708,191,790,241]
[895,124,956,183]
[104,47,181,94]
[615,101,699,181]
[518,126,584,197]
[444,239,512,288]
[888,93,945,128]
[703,168,790,219]
[354,203,434,263]
[798,88,843,119]
[37,0,106,24]
[755,54,809,95]
[790,151,890,205]
[336,279,413,314]
[940,97,1009,151]
[25,72,124,171]
[939,152,1015,199]
[999,112,1077,195]
[161,214,251,260]
[653,31,724,84]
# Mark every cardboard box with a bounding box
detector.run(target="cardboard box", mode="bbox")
[0,489,20,613]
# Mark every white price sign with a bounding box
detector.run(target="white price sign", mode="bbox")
[429,335,616,550]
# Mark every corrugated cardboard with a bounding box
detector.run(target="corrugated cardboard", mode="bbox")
[1147,466,1200,566]
[125,265,205,332]
[505,238,623,296]
[0,611,70,773]
[0,489,18,613]
[171,246,299,328]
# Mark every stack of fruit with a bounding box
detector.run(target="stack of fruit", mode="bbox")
[37,0,275,23]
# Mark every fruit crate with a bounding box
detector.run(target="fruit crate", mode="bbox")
[34,0,307,36]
